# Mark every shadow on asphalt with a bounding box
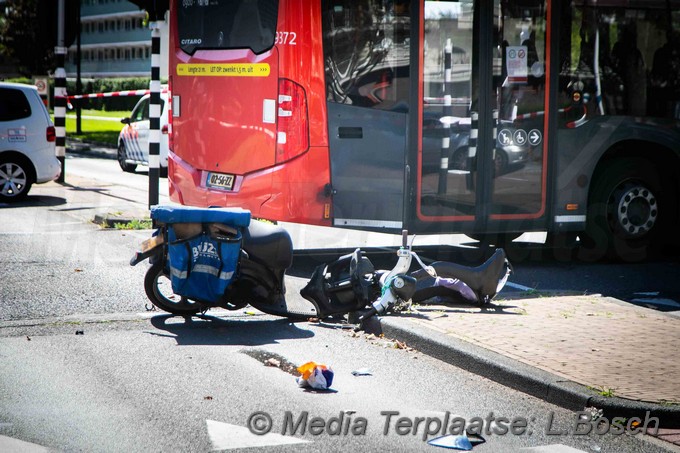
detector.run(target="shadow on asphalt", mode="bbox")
[0,194,66,208]
[147,314,315,346]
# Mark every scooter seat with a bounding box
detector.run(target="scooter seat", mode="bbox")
[242,220,293,271]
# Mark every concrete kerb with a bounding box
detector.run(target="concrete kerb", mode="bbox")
[92,213,150,228]
[378,316,680,428]
[67,138,117,159]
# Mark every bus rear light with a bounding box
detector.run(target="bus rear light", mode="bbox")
[168,76,173,151]
[161,124,168,134]
[276,78,309,164]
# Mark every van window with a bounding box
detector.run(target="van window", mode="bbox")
[130,98,165,123]
[0,88,31,122]
[176,0,278,55]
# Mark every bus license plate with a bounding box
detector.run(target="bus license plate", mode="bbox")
[207,172,235,190]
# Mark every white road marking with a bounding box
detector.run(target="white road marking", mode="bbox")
[0,435,50,452]
[505,281,535,292]
[520,445,588,452]
[631,298,680,308]
[206,419,310,450]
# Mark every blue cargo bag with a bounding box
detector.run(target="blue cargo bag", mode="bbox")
[150,206,251,304]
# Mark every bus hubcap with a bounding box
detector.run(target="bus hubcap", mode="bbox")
[614,183,657,237]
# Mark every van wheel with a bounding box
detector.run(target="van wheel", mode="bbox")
[117,143,137,173]
[0,157,33,202]
[581,158,673,261]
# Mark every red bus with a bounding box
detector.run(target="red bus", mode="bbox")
[167,0,680,261]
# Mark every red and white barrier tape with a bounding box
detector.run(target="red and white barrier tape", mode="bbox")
[67,88,168,100]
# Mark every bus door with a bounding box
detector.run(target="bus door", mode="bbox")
[322,0,412,230]
[414,0,549,234]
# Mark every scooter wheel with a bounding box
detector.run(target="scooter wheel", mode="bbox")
[144,261,203,315]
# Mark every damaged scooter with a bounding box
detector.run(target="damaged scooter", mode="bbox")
[131,206,511,322]
[300,230,512,321]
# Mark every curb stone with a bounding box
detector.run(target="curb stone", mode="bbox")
[378,315,680,428]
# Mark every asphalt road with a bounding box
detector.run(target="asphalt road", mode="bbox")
[0,154,678,452]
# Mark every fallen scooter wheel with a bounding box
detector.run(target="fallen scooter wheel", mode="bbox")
[144,261,203,315]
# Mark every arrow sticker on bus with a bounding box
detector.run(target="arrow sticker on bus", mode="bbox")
[176,63,270,77]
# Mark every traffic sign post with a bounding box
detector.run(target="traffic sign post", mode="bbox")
[54,0,67,183]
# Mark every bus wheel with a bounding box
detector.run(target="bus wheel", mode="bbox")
[582,158,670,261]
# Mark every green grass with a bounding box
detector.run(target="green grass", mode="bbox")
[113,219,153,230]
[61,110,129,146]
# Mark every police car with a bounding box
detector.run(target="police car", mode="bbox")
[117,91,169,177]
[0,82,60,202]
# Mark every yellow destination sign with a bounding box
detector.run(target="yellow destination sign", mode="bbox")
[176,63,270,77]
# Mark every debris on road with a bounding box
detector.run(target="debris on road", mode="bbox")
[265,358,281,368]
[296,361,334,390]
[351,368,373,376]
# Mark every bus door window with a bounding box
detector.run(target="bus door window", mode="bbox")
[322,0,411,226]
[489,0,547,217]
[418,0,476,218]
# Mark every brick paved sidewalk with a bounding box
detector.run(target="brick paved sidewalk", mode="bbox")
[393,293,680,405]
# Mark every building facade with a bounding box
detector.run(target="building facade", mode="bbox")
[65,0,168,79]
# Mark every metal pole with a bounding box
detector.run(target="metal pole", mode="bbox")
[437,39,454,195]
[54,0,67,183]
[466,112,478,191]
[76,0,82,135]
[148,22,161,208]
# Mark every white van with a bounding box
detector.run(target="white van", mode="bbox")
[0,82,60,202]
[117,92,169,177]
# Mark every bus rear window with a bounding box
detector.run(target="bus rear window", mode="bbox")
[177,0,278,55]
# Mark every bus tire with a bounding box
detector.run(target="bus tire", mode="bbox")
[581,157,672,262]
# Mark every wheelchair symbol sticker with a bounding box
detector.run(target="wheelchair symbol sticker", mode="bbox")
[513,129,528,146]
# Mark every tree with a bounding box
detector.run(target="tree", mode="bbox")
[0,0,78,77]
